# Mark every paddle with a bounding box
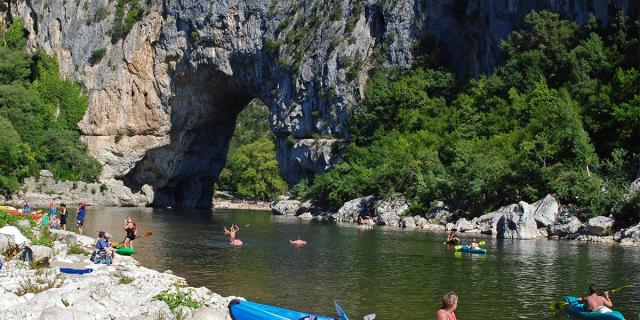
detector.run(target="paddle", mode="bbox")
[112,231,153,247]
[334,300,350,320]
[548,284,634,312]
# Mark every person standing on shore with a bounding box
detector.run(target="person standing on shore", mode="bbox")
[22,200,30,215]
[59,203,67,230]
[433,292,458,320]
[49,199,56,220]
[76,203,86,235]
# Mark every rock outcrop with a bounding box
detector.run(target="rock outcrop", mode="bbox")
[497,202,538,239]
[548,211,583,237]
[271,200,301,216]
[4,0,635,208]
[15,172,153,207]
[531,194,560,227]
[335,196,375,222]
[585,216,615,236]
[617,224,640,246]
[374,194,409,226]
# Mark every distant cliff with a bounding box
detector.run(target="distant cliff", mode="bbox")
[2,0,636,208]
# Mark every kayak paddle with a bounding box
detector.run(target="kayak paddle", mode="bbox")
[112,231,153,247]
[548,284,634,312]
[334,300,350,320]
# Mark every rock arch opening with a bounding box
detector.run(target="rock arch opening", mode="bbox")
[123,63,256,209]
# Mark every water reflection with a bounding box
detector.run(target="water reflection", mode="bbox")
[74,207,640,320]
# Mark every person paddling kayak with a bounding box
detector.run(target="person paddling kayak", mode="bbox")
[433,292,458,320]
[581,284,614,313]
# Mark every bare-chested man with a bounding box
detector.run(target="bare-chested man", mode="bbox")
[289,236,307,246]
[224,224,243,246]
[582,284,613,313]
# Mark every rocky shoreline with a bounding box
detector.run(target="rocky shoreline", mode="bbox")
[0,226,238,319]
[271,194,640,247]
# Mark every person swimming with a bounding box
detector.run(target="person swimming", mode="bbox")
[289,235,307,246]
[224,224,243,246]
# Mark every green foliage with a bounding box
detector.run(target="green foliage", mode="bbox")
[291,179,312,199]
[110,0,145,42]
[94,5,110,22]
[154,289,203,311]
[89,48,106,64]
[190,31,199,42]
[68,245,89,255]
[216,100,286,200]
[118,275,134,284]
[309,11,640,223]
[330,3,344,21]
[0,116,35,194]
[0,21,101,195]
[226,138,287,201]
[1,18,27,48]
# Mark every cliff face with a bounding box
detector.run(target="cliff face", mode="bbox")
[2,0,635,208]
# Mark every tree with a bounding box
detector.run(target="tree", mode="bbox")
[0,116,35,194]
[226,138,287,201]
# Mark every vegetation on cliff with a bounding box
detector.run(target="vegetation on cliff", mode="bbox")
[0,19,101,195]
[309,11,640,224]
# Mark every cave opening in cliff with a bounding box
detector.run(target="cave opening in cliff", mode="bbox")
[122,64,263,209]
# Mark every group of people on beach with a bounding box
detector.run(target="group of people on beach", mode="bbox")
[22,199,86,234]
[222,224,307,246]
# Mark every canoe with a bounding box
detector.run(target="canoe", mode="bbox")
[229,299,349,320]
[115,246,136,255]
[455,245,487,254]
[563,296,624,320]
[60,267,93,275]
[0,207,42,220]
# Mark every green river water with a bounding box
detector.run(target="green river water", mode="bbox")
[72,207,639,320]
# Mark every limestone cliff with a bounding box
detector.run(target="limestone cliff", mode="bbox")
[2,0,636,208]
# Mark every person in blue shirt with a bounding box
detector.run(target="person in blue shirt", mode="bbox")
[22,200,30,215]
[76,203,87,235]
[95,231,108,251]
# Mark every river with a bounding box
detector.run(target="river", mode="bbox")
[69,206,639,320]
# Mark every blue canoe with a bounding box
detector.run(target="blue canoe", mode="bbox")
[456,245,487,254]
[563,296,624,320]
[229,299,349,320]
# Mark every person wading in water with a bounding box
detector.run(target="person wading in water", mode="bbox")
[224,224,243,246]
[433,292,458,320]
[59,203,67,230]
[123,217,137,249]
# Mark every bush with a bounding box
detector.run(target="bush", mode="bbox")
[89,48,106,64]
[154,289,203,311]
[118,275,135,285]
[68,245,89,255]
[95,5,110,22]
